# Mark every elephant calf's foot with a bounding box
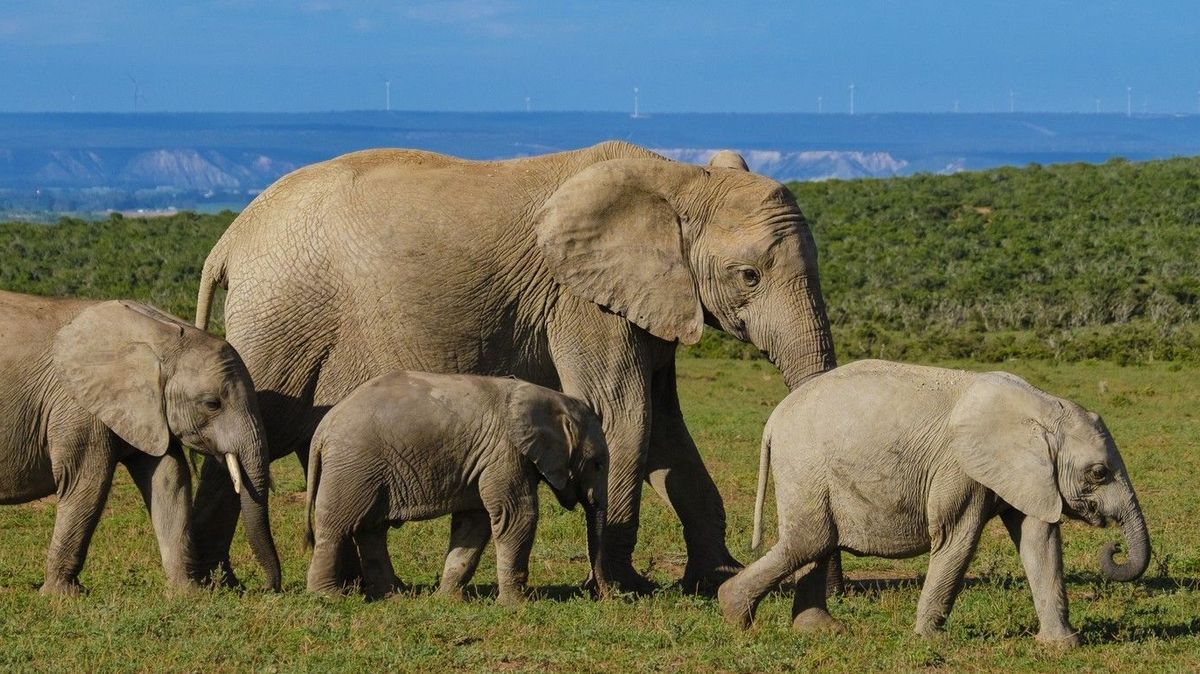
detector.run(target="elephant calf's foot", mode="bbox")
[40,578,86,597]
[497,585,528,606]
[1036,628,1081,649]
[793,608,845,634]
[716,580,756,630]
[435,584,469,601]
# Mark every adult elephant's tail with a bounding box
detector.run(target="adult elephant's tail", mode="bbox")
[195,236,230,330]
[751,427,773,550]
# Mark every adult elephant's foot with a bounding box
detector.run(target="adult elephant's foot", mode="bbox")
[40,578,86,597]
[596,563,657,595]
[679,557,743,596]
[793,608,845,634]
[716,578,754,630]
[194,558,244,591]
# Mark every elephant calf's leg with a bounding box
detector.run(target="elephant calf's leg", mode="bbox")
[792,556,844,633]
[438,510,491,600]
[126,451,196,590]
[488,505,537,605]
[354,527,398,600]
[42,472,114,596]
[307,532,354,596]
[1001,510,1079,647]
[914,522,985,636]
[718,543,803,629]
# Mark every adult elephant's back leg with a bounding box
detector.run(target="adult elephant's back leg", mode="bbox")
[645,363,742,594]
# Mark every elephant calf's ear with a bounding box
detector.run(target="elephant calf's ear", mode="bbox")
[51,301,180,457]
[950,379,1063,524]
[535,158,705,344]
[507,386,573,491]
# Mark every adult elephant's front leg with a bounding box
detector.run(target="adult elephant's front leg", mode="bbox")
[645,364,742,594]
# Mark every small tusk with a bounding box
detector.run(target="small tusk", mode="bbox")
[225,453,243,495]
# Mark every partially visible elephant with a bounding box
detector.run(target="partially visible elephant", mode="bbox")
[0,290,281,594]
[719,360,1150,647]
[305,372,609,603]
[193,140,837,592]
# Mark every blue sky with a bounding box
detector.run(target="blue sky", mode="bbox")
[1,1,1198,114]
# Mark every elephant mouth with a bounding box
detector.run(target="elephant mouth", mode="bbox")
[1067,499,1106,527]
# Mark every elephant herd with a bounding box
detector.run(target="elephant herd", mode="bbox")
[0,141,1149,647]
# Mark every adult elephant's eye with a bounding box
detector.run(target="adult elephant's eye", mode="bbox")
[201,397,222,412]
[1087,464,1110,483]
[738,267,760,288]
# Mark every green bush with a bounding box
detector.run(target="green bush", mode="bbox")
[4,156,1200,364]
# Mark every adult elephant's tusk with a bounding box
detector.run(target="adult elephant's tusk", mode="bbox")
[225,453,243,495]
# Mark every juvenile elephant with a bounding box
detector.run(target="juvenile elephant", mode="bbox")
[0,290,281,593]
[305,372,609,603]
[193,141,836,592]
[719,360,1149,646]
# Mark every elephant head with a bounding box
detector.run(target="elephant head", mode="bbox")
[537,150,836,389]
[507,385,610,593]
[52,300,282,590]
[951,374,1150,582]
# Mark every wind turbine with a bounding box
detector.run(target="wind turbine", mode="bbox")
[1009,89,1014,113]
[525,96,531,112]
[817,95,823,114]
[65,86,77,111]
[1126,86,1132,117]
[848,82,855,115]
[378,75,391,112]
[632,86,642,118]
[128,75,140,113]
[953,99,960,113]
[1095,98,1101,114]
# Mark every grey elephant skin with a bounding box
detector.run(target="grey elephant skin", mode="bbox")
[718,359,1150,646]
[193,140,836,592]
[0,290,281,593]
[305,372,609,603]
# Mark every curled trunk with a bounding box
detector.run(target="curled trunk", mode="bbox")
[1099,499,1150,582]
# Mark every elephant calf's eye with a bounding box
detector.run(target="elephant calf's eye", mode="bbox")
[1087,464,1110,483]
[738,267,761,288]
[201,398,222,412]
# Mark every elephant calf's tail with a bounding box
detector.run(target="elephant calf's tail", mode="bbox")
[304,443,323,551]
[751,427,772,550]
[195,237,230,330]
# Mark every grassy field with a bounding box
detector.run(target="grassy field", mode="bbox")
[1,357,1196,672]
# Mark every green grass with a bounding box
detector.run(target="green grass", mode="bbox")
[2,358,1196,672]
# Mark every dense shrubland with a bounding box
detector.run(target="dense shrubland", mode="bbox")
[2,156,1198,363]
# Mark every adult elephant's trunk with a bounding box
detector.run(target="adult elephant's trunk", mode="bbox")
[230,421,282,591]
[762,280,837,391]
[1099,493,1150,582]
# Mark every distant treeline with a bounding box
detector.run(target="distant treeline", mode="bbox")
[3,156,1199,364]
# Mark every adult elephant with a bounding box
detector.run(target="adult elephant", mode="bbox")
[192,141,836,592]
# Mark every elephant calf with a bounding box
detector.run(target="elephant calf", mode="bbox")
[0,290,280,594]
[305,372,609,603]
[719,359,1149,647]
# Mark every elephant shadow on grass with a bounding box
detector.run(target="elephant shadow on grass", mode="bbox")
[364,582,595,603]
[767,571,1200,645]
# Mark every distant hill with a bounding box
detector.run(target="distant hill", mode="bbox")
[2,111,1200,216]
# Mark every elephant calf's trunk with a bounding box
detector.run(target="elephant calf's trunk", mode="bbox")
[1099,506,1150,582]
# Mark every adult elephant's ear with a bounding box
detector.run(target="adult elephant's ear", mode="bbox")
[536,158,704,344]
[949,376,1063,524]
[708,150,749,171]
[52,300,186,457]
